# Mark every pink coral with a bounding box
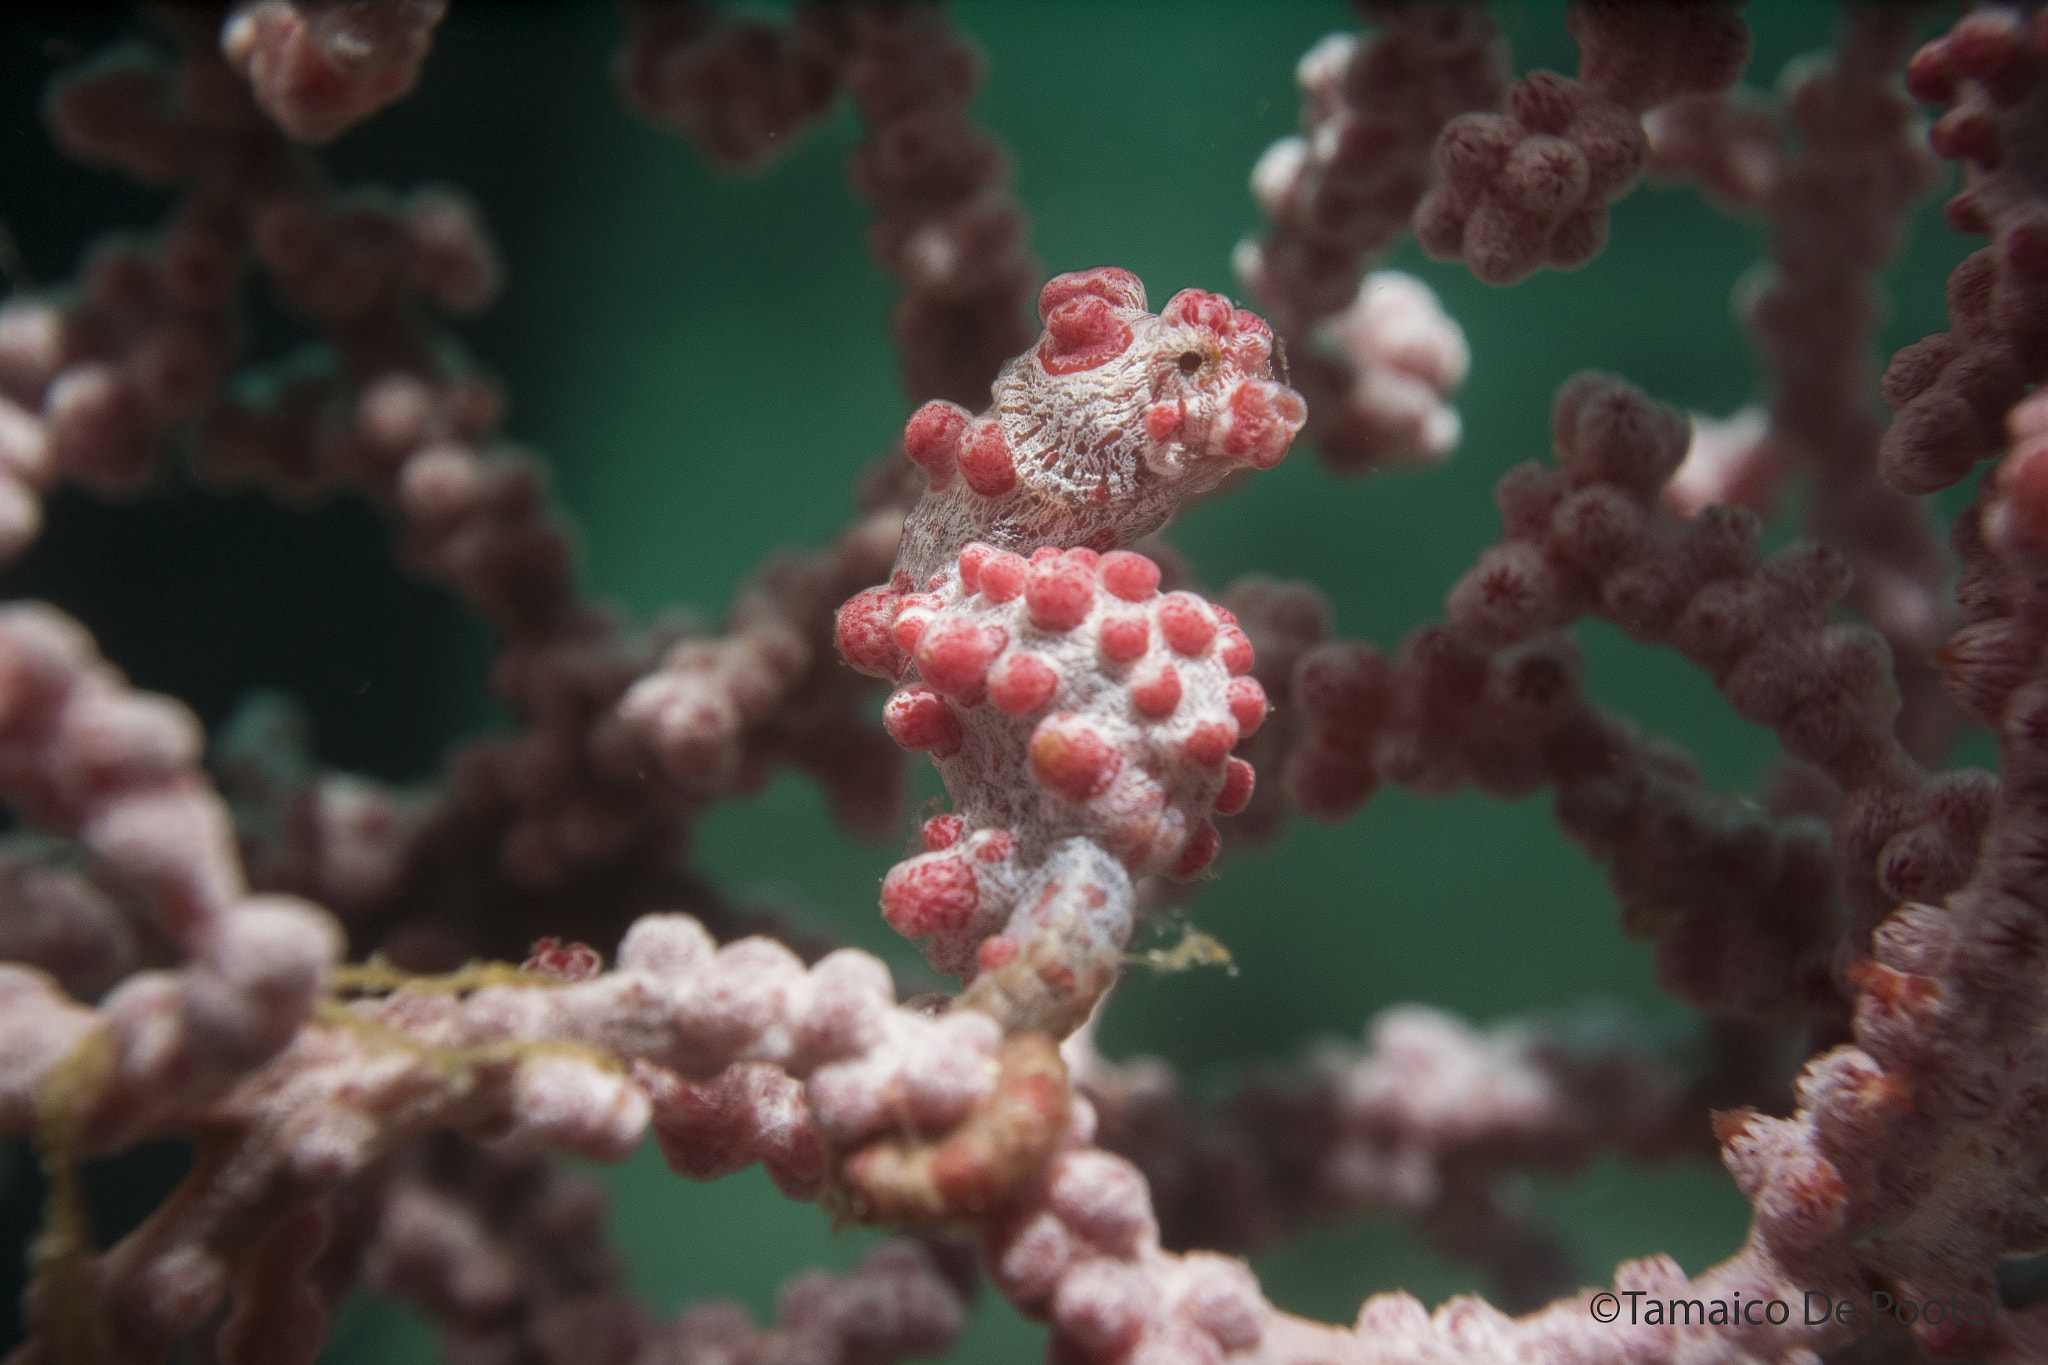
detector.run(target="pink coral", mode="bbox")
[1417,0,1751,285]
[1238,3,1505,473]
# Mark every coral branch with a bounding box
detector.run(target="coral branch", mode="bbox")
[1081,1007,1780,1313]
[1656,8,1957,766]
[1417,0,1751,285]
[1239,3,1504,473]
[617,1,848,172]
[1883,5,2048,495]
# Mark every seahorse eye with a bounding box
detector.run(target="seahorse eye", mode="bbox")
[1177,350,1204,375]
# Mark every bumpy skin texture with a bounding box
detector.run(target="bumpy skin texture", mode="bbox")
[881,268,1305,588]
[837,269,1300,1033]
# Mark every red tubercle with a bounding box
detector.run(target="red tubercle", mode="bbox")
[1037,958,1077,995]
[1157,592,1217,656]
[1226,676,1268,736]
[903,400,968,487]
[1182,717,1238,767]
[1099,612,1150,662]
[1029,714,1121,800]
[1099,550,1160,602]
[989,652,1059,714]
[976,935,1020,973]
[1065,547,1099,570]
[1143,400,1184,442]
[1038,294,1134,375]
[922,813,965,851]
[881,854,979,938]
[1225,328,1273,374]
[523,936,602,981]
[978,549,1028,602]
[890,595,941,656]
[1038,266,1146,319]
[958,542,995,593]
[1163,288,1235,335]
[884,686,962,758]
[960,421,1017,495]
[1026,555,1095,631]
[1218,627,1254,676]
[1167,819,1221,879]
[917,617,1006,698]
[1129,660,1181,719]
[1030,546,1062,564]
[1219,380,1306,469]
[975,830,1014,862]
[1215,757,1256,815]
[835,584,906,677]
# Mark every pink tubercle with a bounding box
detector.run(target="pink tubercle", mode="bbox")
[1099,551,1161,602]
[881,854,979,937]
[959,541,996,593]
[1038,266,1147,319]
[1226,677,1268,737]
[1129,661,1181,719]
[960,421,1017,495]
[1038,294,1133,376]
[1143,400,1184,442]
[917,617,1006,698]
[1162,288,1236,335]
[1158,592,1218,656]
[989,652,1059,715]
[1099,612,1150,662]
[1219,380,1307,469]
[1215,757,1256,815]
[903,399,968,487]
[835,584,906,677]
[1167,819,1221,879]
[978,549,1028,602]
[884,686,963,757]
[1218,627,1255,676]
[1026,554,1096,631]
[1182,717,1238,767]
[1029,714,1121,800]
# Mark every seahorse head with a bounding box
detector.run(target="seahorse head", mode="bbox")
[992,267,1305,508]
